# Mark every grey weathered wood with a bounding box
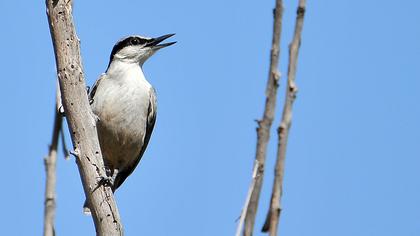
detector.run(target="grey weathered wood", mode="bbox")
[242,0,284,235]
[45,0,123,235]
[262,0,306,234]
[43,88,61,236]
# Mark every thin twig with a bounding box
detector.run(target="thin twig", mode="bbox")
[262,0,306,234]
[45,0,123,235]
[242,0,284,235]
[236,160,260,236]
[43,89,62,236]
[55,80,70,160]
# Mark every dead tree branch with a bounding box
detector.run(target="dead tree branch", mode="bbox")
[43,87,62,236]
[45,0,123,235]
[242,0,284,235]
[236,160,260,236]
[262,0,306,234]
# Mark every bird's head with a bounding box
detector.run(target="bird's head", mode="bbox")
[108,34,176,68]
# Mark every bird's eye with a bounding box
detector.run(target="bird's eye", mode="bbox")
[131,38,140,45]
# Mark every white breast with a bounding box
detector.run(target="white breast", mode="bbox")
[91,62,152,171]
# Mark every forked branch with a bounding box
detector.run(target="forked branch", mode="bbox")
[241,0,284,235]
[262,0,306,234]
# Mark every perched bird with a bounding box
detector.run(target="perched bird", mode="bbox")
[84,34,176,213]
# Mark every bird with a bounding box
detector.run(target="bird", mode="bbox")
[84,34,176,213]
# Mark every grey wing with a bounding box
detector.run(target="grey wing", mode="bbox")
[113,88,157,191]
[89,73,106,102]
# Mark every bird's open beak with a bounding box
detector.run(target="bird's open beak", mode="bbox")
[147,34,176,49]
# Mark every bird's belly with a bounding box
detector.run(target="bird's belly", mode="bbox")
[94,87,150,171]
[98,118,145,171]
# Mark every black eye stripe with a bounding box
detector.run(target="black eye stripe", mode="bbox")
[131,38,139,45]
[108,36,152,66]
[130,37,148,45]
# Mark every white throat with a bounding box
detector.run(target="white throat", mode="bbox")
[106,60,148,82]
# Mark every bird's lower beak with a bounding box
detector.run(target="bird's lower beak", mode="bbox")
[147,34,176,49]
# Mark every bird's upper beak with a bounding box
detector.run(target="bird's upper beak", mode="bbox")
[147,34,176,50]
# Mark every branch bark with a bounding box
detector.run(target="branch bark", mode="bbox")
[262,0,306,234]
[242,1,284,235]
[43,87,62,236]
[45,0,123,235]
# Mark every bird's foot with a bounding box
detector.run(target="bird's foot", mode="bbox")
[97,175,115,188]
[86,86,95,105]
[96,168,118,188]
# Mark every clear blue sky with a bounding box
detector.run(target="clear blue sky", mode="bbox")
[1,0,419,235]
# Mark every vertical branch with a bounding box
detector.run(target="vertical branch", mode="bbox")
[262,0,306,234]
[43,87,62,236]
[45,0,123,235]
[242,0,284,235]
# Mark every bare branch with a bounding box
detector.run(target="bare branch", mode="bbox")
[242,1,284,235]
[262,0,306,234]
[43,89,62,236]
[236,160,260,236]
[45,0,123,235]
[56,82,70,160]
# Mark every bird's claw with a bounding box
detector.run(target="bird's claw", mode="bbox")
[96,175,115,188]
[96,168,118,189]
